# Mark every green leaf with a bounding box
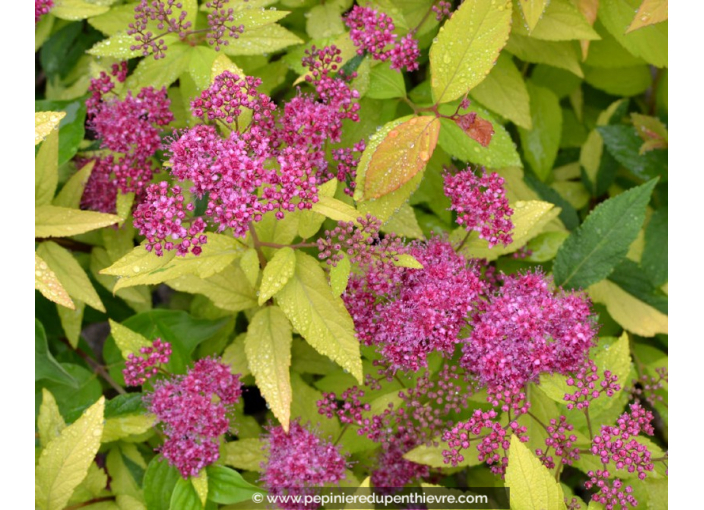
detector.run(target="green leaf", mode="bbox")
[519,82,562,181]
[642,208,667,286]
[57,300,85,348]
[51,0,109,21]
[553,179,658,290]
[167,263,257,312]
[109,319,152,359]
[505,435,567,510]
[36,319,78,387]
[223,439,266,472]
[627,0,668,33]
[143,457,180,510]
[102,414,155,443]
[35,111,66,146]
[35,99,88,166]
[207,465,261,504]
[87,33,147,59]
[36,205,121,238]
[187,46,220,91]
[297,178,338,238]
[404,442,481,468]
[599,0,667,67]
[306,3,344,39]
[54,160,94,209]
[88,4,136,36]
[330,254,352,298]
[608,259,667,314]
[171,478,202,510]
[430,0,512,103]
[311,196,361,224]
[597,125,668,181]
[470,53,532,129]
[192,470,208,508]
[275,252,363,383]
[585,21,648,68]
[381,202,424,239]
[36,241,105,312]
[517,0,549,31]
[245,306,293,430]
[259,247,296,305]
[360,116,440,200]
[38,389,67,449]
[505,34,583,77]
[367,62,406,99]
[222,23,303,56]
[589,333,631,414]
[452,200,559,261]
[584,65,652,97]
[36,128,59,207]
[513,0,600,40]
[438,104,522,168]
[126,42,192,91]
[240,248,261,288]
[393,254,424,269]
[38,365,103,423]
[35,397,105,510]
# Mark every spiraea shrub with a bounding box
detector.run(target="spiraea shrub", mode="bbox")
[35,1,668,509]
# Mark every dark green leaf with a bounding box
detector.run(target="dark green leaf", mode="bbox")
[524,173,580,230]
[34,99,87,167]
[40,22,101,80]
[38,364,103,422]
[207,465,261,504]
[597,125,668,181]
[105,393,146,419]
[641,208,668,286]
[144,457,180,510]
[171,478,202,509]
[35,319,77,387]
[553,179,658,289]
[608,260,667,314]
[519,82,563,181]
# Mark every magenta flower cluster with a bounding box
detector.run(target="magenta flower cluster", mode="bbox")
[432,0,453,21]
[123,338,172,386]
[135,45,360,256]
[460,270,598,395]
[35,0,53,24]
[344,6,420,72]
[146,358,242,477]
[344,236,484,372]
[443,168,514,247]
[82,63,173,214]
[564,359,622,410]
[261,421,348,508]
[536,415,580,469]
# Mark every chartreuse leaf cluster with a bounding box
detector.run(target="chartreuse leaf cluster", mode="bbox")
[35,0,667,508]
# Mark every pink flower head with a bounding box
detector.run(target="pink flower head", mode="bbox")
[77,157,118,214]
[146,357,242,478]
[432,1,452,22]
[444,168,514,247]
[261,421,348,509]
[128,0,193,59]
[205,0,245,50]
[35,0,53,24]
[123,338,172,386]
[460,270,598,394]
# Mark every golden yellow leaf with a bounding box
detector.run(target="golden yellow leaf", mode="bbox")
[35,112,65,146]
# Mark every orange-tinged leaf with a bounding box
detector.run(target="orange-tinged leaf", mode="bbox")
[455,113,494,147]
[363,116,440,200]
[577,0,599,59]
[627,0,668,33]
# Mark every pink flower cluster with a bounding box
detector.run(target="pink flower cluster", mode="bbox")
[261,421,348,509]
[460,270,598,395]
[82,63,173,213]
[536,415,580,469]
[135,46,362,256]
[442,409,529,475]
[629,367,667,407]
[444,168,514,247]
[128,0,192,58]
[35,0,53,24]
[205,0,245,50]
[585,471,637,510]
[564,360,621,410]
[344,6,420,72]
[344,236,484,371]
[432,0,452,21]
[146,358,243,477]
[123,338,172,386]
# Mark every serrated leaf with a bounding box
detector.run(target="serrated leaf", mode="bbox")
[627,0,668,33]
[519,82,562,181]
[54,160,95,209]
[330,254,351,298]
[167,263,257,312]
[518,0,550,31]
[367,61,406,99]
[35,112,66,146]
[109,319,152,359]
[452,200,559,261]
[36,205,121,238]
[599,0,667,67]
[102,414,155,443]
[88,4,136,36]
[298,178,338,238]
[514,0,600,40]
[210,54,246,83]
[311,196,361,224]
[222,334,251,377]
[404,441,481,468]
[471,53,532,129]
[430,0,512,103]
[126,42,192,91]
[275,252,363,383]
[51,0,109,20]
[587,279,667,336]
[38,389,67,449]
[553,179,658,290]
[259,247,296,305]
[240,248,261,288]
[223,439,266,472]
[381,202,424,239]
[35,397,105,510]
[641,208,667,286]
[36,253,74,309]
[87,33,145,59]
[222,23,303,56]
[631,113,668,154]
[37,242,105,312]
[506,34,584,77]
[362,116,440,200]
[36,128,59,207]
[245,307,292,430]
[505,435,567,510]
[306,3,344,39]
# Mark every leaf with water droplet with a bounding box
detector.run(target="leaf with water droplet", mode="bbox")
[361,116,440,200]
[626,0,668,33]
[35,205,121,238]
[50,0,110,21]
[518,81,562,181]
[53,160,94,210]
[259,247,296,305]
[517,0,550,32]
[38,389,66,449]
[109,319,152,359]
[430,0,512,103]
[35,396,105,510]
[330,253,351,298]
[245,306,293,430]
[222,438,266,472]
[35,253,74,310]
[514,0,600,40]
[168,262,257,312]
[35,111,66,146]
[599,0,667,67]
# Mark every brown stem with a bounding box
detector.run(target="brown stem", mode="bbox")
[59,338,126,395]
[527,411,549,430]
[334,423,350,446]
[248,222,268,269]
[257,241,316,249]
[65,497,116,510]
[35,237,94,254]
[584,408,594,440]
[455,232,471,252]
